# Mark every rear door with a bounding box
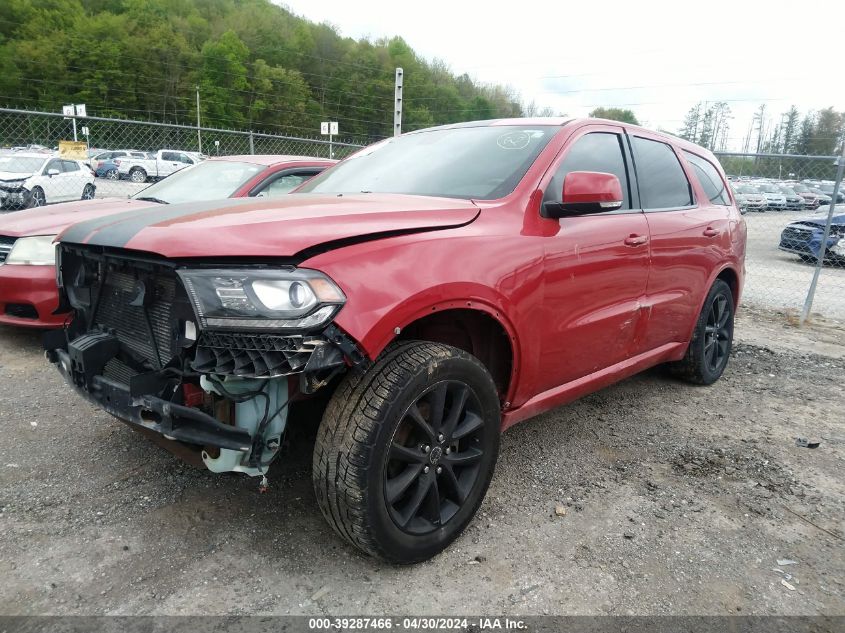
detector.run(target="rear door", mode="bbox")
[630,133,731,350]
[535,125,651,391]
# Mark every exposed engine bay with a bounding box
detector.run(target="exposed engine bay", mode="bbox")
[44,243,363,479]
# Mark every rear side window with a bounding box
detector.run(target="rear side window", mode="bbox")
[62,160,80,172]
[545,132,631,210]
[683,151,730,205]
[631,137,693,209]
[161,152,179,161]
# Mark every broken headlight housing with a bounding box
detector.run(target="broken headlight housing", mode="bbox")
[178,268,346,331]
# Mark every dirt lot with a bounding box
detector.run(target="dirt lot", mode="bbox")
[0,307,843,616]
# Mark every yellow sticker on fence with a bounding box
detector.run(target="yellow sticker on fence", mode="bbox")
[58,140,88,160]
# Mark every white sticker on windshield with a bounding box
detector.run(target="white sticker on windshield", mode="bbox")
[497,131,532,150]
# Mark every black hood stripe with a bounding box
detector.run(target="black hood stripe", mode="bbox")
[60,198,255,246]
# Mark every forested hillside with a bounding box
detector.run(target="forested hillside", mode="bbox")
[0,0,524,141]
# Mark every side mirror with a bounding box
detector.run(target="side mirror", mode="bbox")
[47,168,60,177]
[543,171,623,218]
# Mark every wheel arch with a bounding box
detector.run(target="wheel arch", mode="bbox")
[351,291,520,404]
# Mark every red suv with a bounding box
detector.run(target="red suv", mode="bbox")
[45,118,746,563]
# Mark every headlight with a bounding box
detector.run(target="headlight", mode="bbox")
[5,235,57,266]
[830,241,845,256]
[178,268,346,331]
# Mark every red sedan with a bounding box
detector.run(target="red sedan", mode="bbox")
[0,155,334,327]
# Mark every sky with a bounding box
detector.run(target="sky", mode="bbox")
[277,0,845,150]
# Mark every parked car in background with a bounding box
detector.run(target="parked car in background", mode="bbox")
[94,158,126,180]
[756,183,787,210]
[90,150,147,174]
[45,118,745,563]
[0,154,95,209]
[116,149,206,183]
[777,186,805,210]
[814,183,845,204]
[808,188,833,208]
[734,184,767,211]
[0,155,333,327]
[779,213,845,264]
[729,184,749,214]
[789,183,821,209]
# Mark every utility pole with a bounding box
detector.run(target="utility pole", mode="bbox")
[394,67,403,136]
[196,85,202,154]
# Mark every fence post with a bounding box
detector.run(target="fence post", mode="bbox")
[799,144,845,325]
[249,131,255,154]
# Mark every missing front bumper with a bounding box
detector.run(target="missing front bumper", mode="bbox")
[48,347,253,452]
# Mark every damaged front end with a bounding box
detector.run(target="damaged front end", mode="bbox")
[45,243,363,477]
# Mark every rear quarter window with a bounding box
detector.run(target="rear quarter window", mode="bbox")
[631,137,693,209]
[683,151,731,205]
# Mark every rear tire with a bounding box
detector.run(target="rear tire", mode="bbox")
[668,279,734,385]
[129,168,147,183]
[81,184,95,200]
[313,341,501,564]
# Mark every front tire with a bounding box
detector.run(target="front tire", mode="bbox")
[313,341,501,564]
[668,279,734,385]
[27,187,46,208]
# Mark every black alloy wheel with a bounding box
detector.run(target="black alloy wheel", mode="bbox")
[668,279,735,385]
[313,341,501,563]
[703,293,731,374]
[384,380,486,535]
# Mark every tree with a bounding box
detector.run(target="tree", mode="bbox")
[0,0,526,141]
[589,107,639,124]
[780,106,800,154]
[679,103,703,142]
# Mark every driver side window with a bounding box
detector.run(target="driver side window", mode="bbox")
[544,132,631,210]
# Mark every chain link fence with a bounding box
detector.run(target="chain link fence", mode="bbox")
[1,108,843,325]
[0,107,363,202]
[714,151,845,324]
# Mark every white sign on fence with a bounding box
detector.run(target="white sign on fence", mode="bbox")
[75,104,87,117]
[321,121,338,136]
[62,105,74,117]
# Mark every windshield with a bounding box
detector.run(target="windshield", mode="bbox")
[779,187,797,195]
[736,185,759,194]
[0,156,46,174]
[298,125,558,200]
[792,184,810,192]
[132,160,264,204]
[758,185,780,193]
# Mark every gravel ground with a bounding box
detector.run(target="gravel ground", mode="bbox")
[0,308,843,616]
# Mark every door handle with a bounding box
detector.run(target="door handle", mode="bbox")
[703,227,720,238]
[624,234,649,247]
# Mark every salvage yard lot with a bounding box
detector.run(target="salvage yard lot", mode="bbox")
[0,307,843,616]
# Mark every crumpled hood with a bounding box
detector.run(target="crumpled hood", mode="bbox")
[0,171,35,182]
[0,198,157,237]
[58,193,480,258]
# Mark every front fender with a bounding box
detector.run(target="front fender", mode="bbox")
[344,282,521,362]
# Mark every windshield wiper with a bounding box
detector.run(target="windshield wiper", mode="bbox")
[134,196,169,205]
